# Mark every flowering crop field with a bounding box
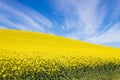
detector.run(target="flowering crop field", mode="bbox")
[0,29,120,80]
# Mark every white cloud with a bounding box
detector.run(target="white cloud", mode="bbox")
[52,0,120,47]
[53,0,106,37]
[0,0,54,32]
[86,22,120,44]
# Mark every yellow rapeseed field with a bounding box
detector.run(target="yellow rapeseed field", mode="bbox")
[0,29,120,80]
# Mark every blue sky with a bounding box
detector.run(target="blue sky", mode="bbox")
[0,0,120,47]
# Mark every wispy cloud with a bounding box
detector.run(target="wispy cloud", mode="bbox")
[52,0,120,47]
[53,0,106,38]
[0,0,54,32]
[86,22,120,44]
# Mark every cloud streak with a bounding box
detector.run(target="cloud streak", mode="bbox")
[53,0,106,37]
[86,22,120,44]
[0,0,54,32]
[52,0,120,47]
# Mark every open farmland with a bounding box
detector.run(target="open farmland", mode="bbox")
[0,29,120,80]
